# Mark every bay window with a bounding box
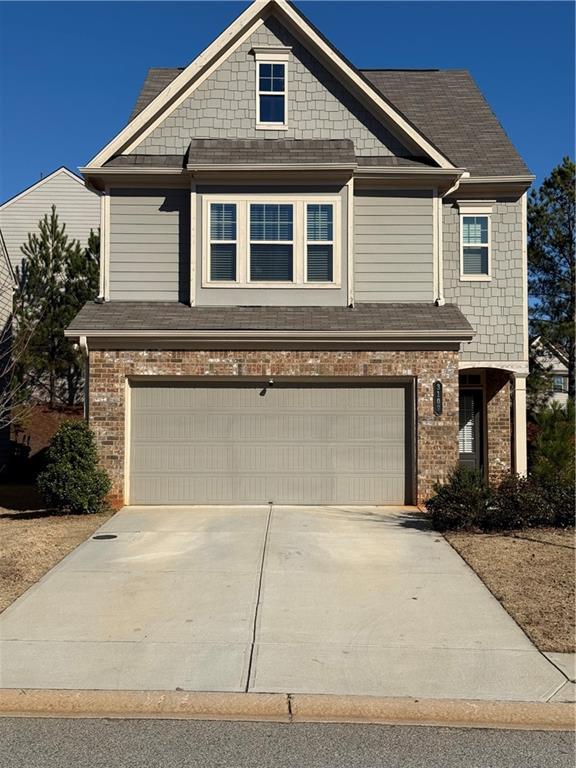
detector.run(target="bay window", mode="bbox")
[203,196,340,288]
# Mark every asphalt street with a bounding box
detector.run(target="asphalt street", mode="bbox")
[0,718,573,768]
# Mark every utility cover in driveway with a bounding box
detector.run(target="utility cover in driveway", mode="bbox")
[129,382,409,505]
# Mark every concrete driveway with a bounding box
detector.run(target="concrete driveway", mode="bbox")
[0,505,566,700]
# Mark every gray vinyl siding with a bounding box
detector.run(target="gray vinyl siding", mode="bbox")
[136,17,409,157]
[130,382,409,505]
[353,189,434,302]
[109,188,190,302]
[0,171,100,273]
[195,185,348,307]
[443,198,525,361]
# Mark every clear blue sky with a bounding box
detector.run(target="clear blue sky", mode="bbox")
[0,1,574,200]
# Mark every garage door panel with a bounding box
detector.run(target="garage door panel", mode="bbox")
[131,412,405,443]
[131,474,406,506]
[130,384,409,505]
[131,442,405,474]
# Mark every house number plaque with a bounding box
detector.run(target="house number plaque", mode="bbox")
[433,381,443,415]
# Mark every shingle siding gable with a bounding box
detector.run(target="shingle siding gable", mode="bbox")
[135,18,411,157]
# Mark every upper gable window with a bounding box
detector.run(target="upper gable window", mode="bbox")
[258,63,286,125]
[458,201,494,281]
[253,47,290,129]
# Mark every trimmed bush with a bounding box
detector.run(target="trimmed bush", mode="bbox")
[425,466,493,532]
[37,420,111,514]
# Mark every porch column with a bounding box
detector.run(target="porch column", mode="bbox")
[513,373,528,476]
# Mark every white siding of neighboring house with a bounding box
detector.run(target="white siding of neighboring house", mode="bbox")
[0,237,14,472]
[531,340,570,407]
[0,169,100,274]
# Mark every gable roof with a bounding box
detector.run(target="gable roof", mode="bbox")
[87,0,454,170]
[0,167,86,211]
[128,67,529,178]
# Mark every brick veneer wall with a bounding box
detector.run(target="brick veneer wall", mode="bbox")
[485,368,512,485]
[89,349,460,507]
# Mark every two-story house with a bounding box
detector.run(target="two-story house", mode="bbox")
[66,0,532,507]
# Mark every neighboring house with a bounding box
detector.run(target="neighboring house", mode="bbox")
[0,230,16,471]
[530,336,570,407]
[0,167,100,275]
[66,0,532,507]
[0,167,100,471]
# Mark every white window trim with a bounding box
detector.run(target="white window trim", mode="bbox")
[202,194,341,289]
[254,50,289,129]
[458,204,492,281]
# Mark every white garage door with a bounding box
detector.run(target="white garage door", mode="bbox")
[129,382,410,505]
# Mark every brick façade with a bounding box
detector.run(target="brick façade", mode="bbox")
[89,348,461,507]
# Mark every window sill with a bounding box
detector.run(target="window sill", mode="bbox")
[459,274,492,282]
[255,123,289,130]
[202,281,341,289]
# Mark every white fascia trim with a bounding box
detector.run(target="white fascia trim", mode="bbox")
[79,167,186,176]
[355,167,467,177]
[459,175,535,184]
[86,0,454,170]
[0,167,88,211]
[66,329,475,342]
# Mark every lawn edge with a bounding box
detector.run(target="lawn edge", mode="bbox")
[0,689,573,731]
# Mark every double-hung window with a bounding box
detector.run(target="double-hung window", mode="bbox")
[209,203,237,282]
[458,202,493,280]
[250,204,293,281]
[257,63,286,126]
[306,204,334,282]
[204,196,340,288]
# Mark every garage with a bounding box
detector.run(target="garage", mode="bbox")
[128,381,412,505]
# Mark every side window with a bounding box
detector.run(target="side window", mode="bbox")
[257,62,286,126]
[461,215,490,278]
[209,203,237,282]
[306,204,334,282]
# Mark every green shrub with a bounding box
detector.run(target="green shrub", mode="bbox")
[37,420,111,514]
[540,478,576,528]
[487,475,553,530]
[425,466,492,532]
[427,465,575,532]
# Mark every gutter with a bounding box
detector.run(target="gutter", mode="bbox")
[65,328,475,343]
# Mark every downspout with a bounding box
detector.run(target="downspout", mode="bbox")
[436,171,468,306]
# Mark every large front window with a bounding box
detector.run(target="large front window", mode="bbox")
[204,197,340,288]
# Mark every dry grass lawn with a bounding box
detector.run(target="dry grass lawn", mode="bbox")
[0,484,113,613]
[446,528,575,653]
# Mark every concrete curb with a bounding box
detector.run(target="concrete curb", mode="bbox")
[0,689,574,731]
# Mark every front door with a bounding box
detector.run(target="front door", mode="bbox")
[459,389,483,471]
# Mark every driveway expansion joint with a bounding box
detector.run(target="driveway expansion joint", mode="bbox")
[244,503,273,693]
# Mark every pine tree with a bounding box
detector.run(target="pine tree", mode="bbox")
[14,207,99,407]
[528,157,575,398]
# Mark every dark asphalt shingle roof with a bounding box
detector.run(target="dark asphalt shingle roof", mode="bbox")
[125,66,529,177]
[68,302,474,336]
[362,70,530,177]
[186,139,356,167]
